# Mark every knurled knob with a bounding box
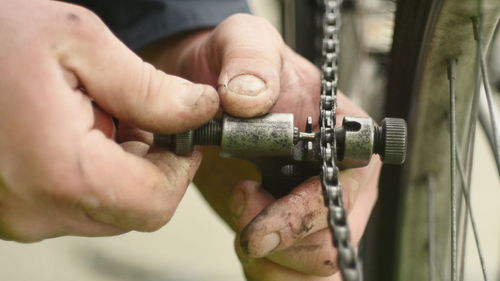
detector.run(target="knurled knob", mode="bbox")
[174,130,194,155]
[380,118,407,165]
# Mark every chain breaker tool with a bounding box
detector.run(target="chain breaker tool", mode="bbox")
[154,1,406,279]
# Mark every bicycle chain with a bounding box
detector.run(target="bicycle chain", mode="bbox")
[318,0,361,280]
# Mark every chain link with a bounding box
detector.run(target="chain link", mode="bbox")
[318,0,361,280]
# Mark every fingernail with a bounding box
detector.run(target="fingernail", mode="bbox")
[182,84,216,107]
[258,232,280,256]
[227,74,266,96]
[230,188,246,220]
[236,238,255,266]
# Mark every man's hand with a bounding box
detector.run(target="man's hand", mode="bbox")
[195,97,380,281]
[0,0,219,242]
[141,14,382,280]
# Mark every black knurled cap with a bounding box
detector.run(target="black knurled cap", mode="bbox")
[381,118,407,165]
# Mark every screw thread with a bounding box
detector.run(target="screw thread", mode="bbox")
[193,119,222,145]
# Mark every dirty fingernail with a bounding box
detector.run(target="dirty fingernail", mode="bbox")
[182,84,217,107]
[235,238,256,265]
[227,74,266,96]
[230,188,246,220]
[257,232,280,257]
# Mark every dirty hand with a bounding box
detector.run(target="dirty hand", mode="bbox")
[196,98,380,281]
[228,97,381,281]
[0,0,219,242]
[141,14,381,280]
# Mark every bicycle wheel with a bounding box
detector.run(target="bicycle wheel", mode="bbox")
[282,0,499,279]
[373,0,500,280]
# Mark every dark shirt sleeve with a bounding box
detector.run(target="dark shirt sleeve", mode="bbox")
[65,0,250,50]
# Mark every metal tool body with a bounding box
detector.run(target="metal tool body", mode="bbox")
[154,113,406,197]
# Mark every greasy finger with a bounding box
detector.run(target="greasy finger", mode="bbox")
[238,164,373,259]
[237,241,341,281]
[243,259,341,281]
[265,161,381,276]
[59,5,219,133]
[266,228,340,277]
[78,130,200,231]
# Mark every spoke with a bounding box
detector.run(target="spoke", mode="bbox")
[448,58,459,281]
[459,26,484,281]
[478,92,500,173]
[458,88,480,281]
[472,17,500,175]
[455,146,489,281]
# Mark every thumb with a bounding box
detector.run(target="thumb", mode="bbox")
[229,180,275,232]
[208,14,284,117]
[62,15,219,133]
